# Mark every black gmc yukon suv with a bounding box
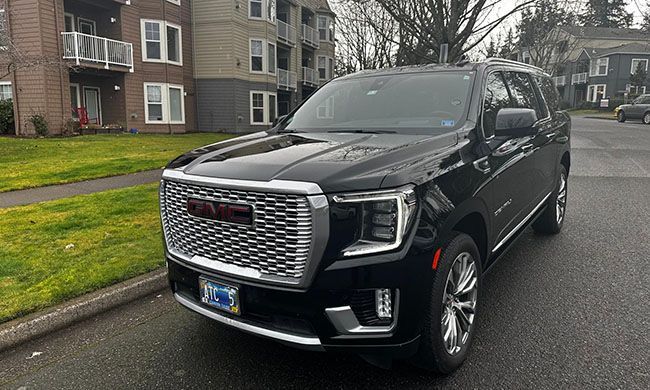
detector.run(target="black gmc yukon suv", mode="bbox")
[160,59,571,373]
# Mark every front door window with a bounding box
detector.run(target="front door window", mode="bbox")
[84,87,101,125]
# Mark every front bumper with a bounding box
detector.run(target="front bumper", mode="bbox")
[167,248,433,357]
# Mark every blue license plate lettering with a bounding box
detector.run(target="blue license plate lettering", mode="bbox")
[199,278,240,315]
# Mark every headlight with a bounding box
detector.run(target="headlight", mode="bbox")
[332,185,417,257]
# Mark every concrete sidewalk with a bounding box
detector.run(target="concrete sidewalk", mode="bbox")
[0,169,162,208]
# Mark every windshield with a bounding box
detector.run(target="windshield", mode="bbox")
[282,71,475,135]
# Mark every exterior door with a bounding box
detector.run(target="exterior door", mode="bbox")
[84,87,101,125]
[70,84,80,120]
[480,70,537,254]
[78,18,96,35]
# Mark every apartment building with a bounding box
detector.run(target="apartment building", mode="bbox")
[0,0,196,135]
[0,0,334,135]
[517,26,650,108]
[192,0,336,133]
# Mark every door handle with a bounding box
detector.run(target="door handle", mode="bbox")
[473,157,491,174]
[545,132,557,139]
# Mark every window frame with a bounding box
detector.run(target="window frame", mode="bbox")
[589,58,608,77]
[317,15,334,42]
[64,13,76,32]
[267,41,276,75]
[143,82,185,124]
[0,81,12,101]
[317,55,333,80]
[249,0,264,20]
[141,19,183,66]
[165,21,183,66]
[0,9,8,49]
[587,84,606,102]
[250,38,265,73]
[249,91,277,125]
[626,84,646,95]
[630,58,649,74]
[78,17,96,36]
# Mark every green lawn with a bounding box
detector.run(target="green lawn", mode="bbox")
[0,184,163,323]
[0,133,234,192]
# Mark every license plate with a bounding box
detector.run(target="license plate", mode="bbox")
[199,277,240,315]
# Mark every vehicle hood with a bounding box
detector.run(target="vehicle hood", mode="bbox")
[166,131,461,193]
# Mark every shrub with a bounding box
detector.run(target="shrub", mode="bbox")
[63,119,81,136]
[0,99,15,135]
[29,114,49,136]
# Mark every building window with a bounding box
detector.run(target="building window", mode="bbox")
[143,21,162,60]
[318,55,333,80]
[268,42,276,75]
[250,39,264,72]
[166,23,182,65]
[587,84,606,102]
[250,91,277,125]
[589,58,608,76]
[631,58,648,74]
[141,20,183,65]
[317,15,334,42]
[64,13,75,32]
[144,83,185,124]
[250,0,263,19]
[78,18,96,35]
[0,82,12,100]
[267,0,276,23]
[626,84,646,95]
[0,9,7,48]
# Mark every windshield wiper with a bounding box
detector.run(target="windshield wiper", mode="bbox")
[326,129,397,134]
[276,129,304,134]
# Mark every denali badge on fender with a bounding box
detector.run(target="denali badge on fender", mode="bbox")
[186,198,254,226]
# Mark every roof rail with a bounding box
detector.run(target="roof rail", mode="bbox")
[484,57,545,73]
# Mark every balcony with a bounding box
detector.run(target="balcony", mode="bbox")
[301,24,319,49]
[302,67,318,87]
[571,72,588,85]
[62,32,134,72]
[277,69,297,91]
[277,20,296,46]
[553,75,566,87]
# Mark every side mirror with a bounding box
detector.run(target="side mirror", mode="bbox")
[272,114,287,127]
[495,108,538,137]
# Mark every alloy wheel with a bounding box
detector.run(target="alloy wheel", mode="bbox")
[644,113,650,124]
[556,172,567,224]
[441,252,478,355]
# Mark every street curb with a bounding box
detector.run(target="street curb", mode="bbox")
[583,115,616,121]
[0,268,168,353]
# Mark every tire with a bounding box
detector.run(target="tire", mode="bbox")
[533,165,568,234]
[643,112,650,125]
[412,233,482,374]
[617,111,626,122]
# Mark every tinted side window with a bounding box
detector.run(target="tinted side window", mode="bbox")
[504,71,543,119]
[537,76,560,114]
[482,72,512,138]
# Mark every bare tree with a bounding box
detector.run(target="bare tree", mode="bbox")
[0,8,74,80]
[333,0,399,75]
[370,0,535,64]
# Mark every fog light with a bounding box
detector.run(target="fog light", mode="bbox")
[375,288,392,319]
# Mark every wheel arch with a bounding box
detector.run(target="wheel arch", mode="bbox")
[437,198,491,266]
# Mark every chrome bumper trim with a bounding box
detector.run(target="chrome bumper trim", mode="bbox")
[162,169,323,195]
[325,291,399,335]
[174,293,324,350]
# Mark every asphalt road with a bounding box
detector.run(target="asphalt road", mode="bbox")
[1,117,649,389]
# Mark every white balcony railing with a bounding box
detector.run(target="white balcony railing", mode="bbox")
[277,68,297,90]
[301,24,319,49]
[302,66,318,86]
[62,32,134,72]
[571,72,588,85]
[553,75,566,87]
[277,20,296,45]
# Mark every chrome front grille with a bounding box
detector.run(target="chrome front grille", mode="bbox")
[160,180,313,280]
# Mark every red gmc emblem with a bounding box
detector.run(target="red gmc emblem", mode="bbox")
[187,198,254,226]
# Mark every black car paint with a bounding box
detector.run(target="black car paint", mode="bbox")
[164,62,571,356]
